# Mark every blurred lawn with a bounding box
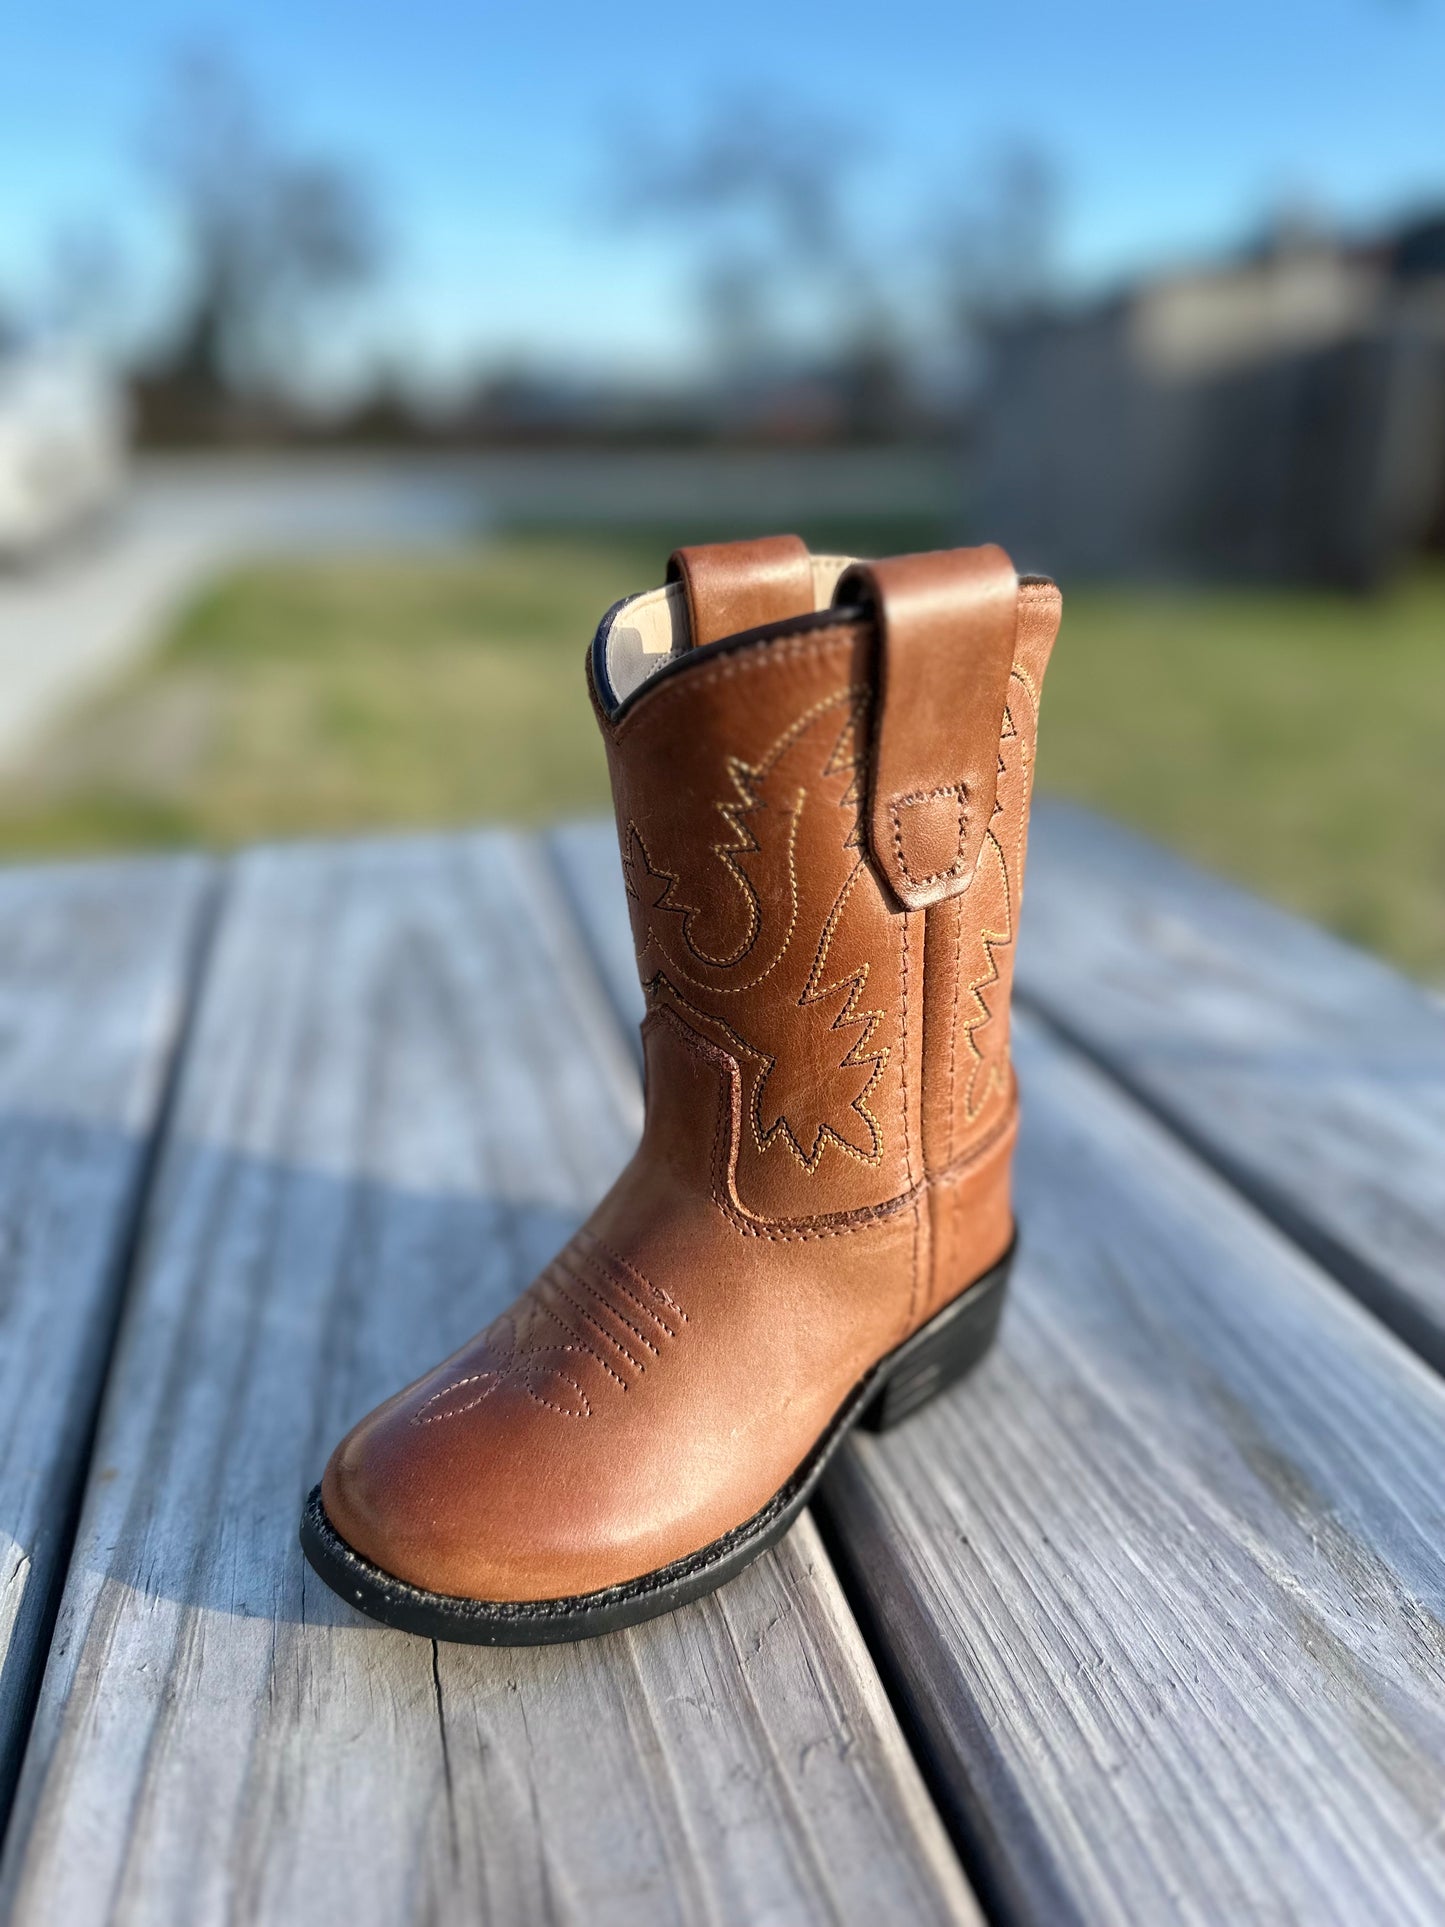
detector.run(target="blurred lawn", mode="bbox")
[1,532,1441,977]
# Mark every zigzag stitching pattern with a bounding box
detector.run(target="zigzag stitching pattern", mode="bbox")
[623,683,867,976]
[628,678,884,1173]
[782,857,889,1166]
[648,853,889,1174]
[626,806,803,996]
[958,676,1035,1130]
[959,828,1014,1124]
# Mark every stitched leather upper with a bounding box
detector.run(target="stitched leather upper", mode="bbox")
[320,543,1062,1604]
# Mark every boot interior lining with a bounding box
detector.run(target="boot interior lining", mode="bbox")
[597,554,857,709]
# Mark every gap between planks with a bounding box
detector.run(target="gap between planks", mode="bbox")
[0,830,979,1927]
[549,815,1445,1927]
[0,854,219,1844]
[1016,798,1445,1375]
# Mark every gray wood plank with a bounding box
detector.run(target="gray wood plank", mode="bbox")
[552,814,1445,1925]
[1017,798,1445,1369]
[820,1015,1445,1927]
[0,854,210,1818]
[0,833,977,1927]
[551,818,646,1042]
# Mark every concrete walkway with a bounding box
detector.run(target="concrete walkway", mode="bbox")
[0,458,488,769]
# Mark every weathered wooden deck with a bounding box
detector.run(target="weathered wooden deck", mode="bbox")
[0,800,1440,1924]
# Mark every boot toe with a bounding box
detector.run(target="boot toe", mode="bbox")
[319,1393,530,1603]
[318,1368,693,1606]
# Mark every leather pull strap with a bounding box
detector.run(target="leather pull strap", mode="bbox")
[667,534,814,648]
[839,545,1019,912]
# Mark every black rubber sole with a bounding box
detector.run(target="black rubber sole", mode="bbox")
[300,1240,1013,1645]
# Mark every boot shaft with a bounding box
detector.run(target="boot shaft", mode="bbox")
[590,537,1062,1246]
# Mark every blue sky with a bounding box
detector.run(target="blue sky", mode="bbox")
[2,0,1443,386]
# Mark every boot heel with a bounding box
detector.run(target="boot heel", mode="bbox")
[862,1242,1014,1432]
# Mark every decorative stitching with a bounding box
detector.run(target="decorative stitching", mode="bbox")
[783,858,888,1166]
[632,680,886,1175]
[415,1370,593,1423]
[954,675,1035,1146]
[946,885,963,1170]
[571,1240,678,1338]
[534,1292,630,1387]
[557,1257,661,1357]
[412,1232,699,1429]
[889,783,969,886]
[628,644,1038,1237]
[612,645,1042,1236]
[645,1006,919,1240]
[959,829,1015,1125]
[415,1372,504,1422]
[653,949,888,1173]
[900,909,920,1339]
[577,1229,689,1324]
[623,683,864,986]
[418,1364,593,1425]
[625,804,803,995]
[413,1320,595,1424]
[545,1273,646,1373]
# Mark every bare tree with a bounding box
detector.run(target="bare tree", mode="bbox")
[938,144,1063,340]
[611,100,1061,436]
[611,93,881,378]
[144,48,380,410]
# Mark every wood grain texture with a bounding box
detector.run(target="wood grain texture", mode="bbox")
[821,1015,1445,1927]
[1017,799,1445,1369]
[0,854,209,1816]
[553,812,1445,1924]
[550,820,645,1043]
[0,834,976,1927]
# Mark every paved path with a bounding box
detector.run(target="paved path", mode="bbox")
[0,459,487,769]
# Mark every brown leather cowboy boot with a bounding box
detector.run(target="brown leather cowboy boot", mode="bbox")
[302,535,1062,1642]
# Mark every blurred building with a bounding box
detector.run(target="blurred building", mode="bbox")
[977,214,1445,586]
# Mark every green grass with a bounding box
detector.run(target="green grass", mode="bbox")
[2,533,1441,977]
[1039,576,1445,975]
